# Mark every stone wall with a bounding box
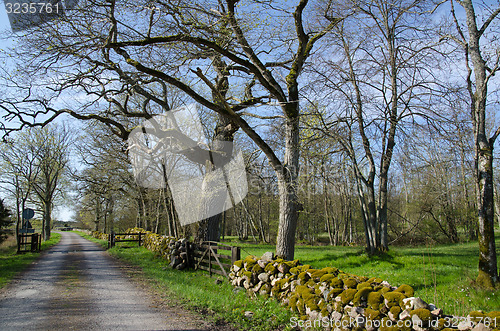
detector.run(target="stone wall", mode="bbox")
[229,253,500,331]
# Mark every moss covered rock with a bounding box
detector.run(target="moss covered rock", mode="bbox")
[364,307,382,320]
[410,308,432,322]
[367,290,384,310]
[383,291,406,308]
[394,284,414,297]
[341,288,357,305]
[353,287,372,306]
[344,277,359,289]
[330,277,343,288]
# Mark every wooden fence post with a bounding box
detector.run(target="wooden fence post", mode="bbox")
[138,233,142,247]
[231,246,241,264]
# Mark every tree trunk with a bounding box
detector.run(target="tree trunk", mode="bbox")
[459,0,499,288]
[378,174,389,251]
[275,115,300,260]
[476,146,498,288]
[43,200,51,241]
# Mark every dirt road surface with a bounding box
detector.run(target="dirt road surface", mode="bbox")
[0,232,213,331]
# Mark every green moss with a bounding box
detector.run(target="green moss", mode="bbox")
[486,311,500,319]
[320,274,335,283]
[310,270,327,280]
[344,277,358,289]
[356,281,372,290]
[394,284,414,297]
[341,288,357,305]
[233,260,243,268]
[383,291,406,308]
[322,267,338,275]
[379,317,397,331]
[410,308,432,322]
[296,285,313,296]
[298,271,310,281]
[252,264,263,274]
[289,267,300,275]
[304,297,319,311]
[321,308,329,317]
[365,308,381,320]
[353,287,372,306]
[296,299,305,315]
[243,271,253,279]
[389,306,401,319]
[305,279,316,288]
[264,263,276,274]
[301,265,311,272]
[318,300,326,310]
[379,287,390,294]
[330,277,343,288]
[275,279,288,290]
[368,291,384,310]
[243,256,257,270]
[289,294,298,312]
[469,311,486,323]
[328,288,344,300]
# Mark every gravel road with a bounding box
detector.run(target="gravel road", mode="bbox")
[0,232,213,331]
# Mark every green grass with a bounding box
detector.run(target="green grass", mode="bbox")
[0,233,61,289]
[225,237,500,316]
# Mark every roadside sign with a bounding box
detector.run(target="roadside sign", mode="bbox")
[22,208,34,220]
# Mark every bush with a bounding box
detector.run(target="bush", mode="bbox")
[0,199,13,244]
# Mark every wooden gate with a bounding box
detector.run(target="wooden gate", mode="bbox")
[108,232,145,249]
[192,241,240,278]
[17,233,41,253]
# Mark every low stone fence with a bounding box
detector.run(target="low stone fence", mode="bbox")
[229,253,500,331]
[92,228,190,270]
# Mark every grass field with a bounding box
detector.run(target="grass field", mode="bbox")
[223,236,500,316]
[0,233,61,289]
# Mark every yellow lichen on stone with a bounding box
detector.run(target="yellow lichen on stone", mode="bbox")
[344,277,358,289]
[341,288,357,304]
[356,281,372,290]
[328,288,344,300]
[364,308,382,320]
[353,287,372,305]
[383,291,405,307]
[469,311,486,323]
[389,306,401,319]
[486,311,500,319]
[394,284,414,297]
[368,291,384,310]
[252,264,263,274]
[330,277,343,288]
[323,267,338,275]
[410,308,432,322]
[320,274,335,283]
